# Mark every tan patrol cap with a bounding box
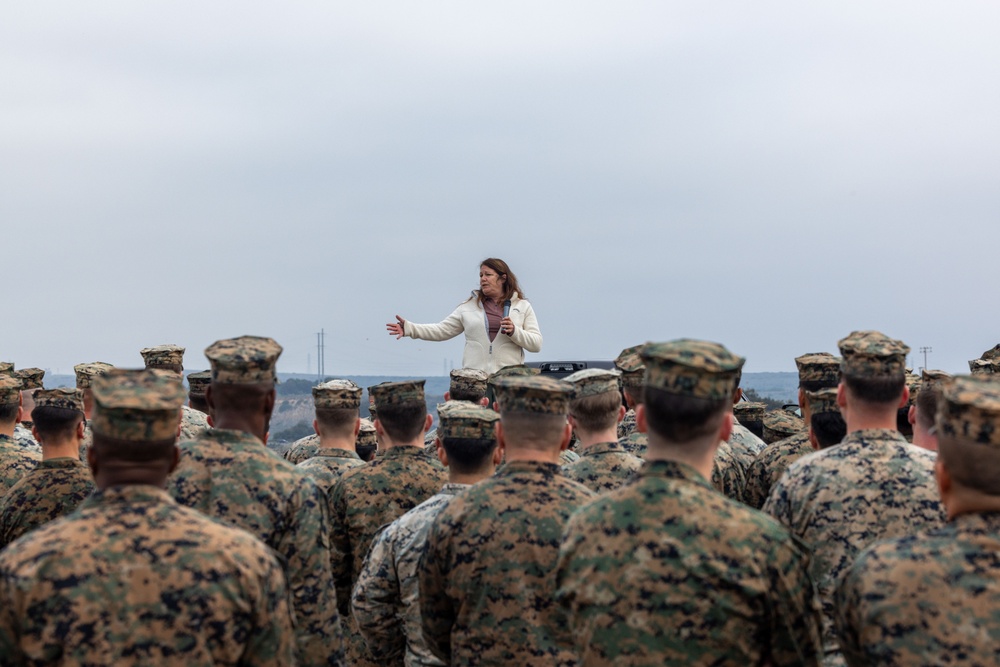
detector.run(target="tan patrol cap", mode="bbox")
[450,368,488,397]
[487,364,539,389]
[91,369,186,442]
[937,375,1000,448]
[838,331,909,379]
[205,336,282,384]
[733,402,766,425]
[0,376,22,403]
[493,375,574,415]
[640,339,744,402]
[438,404,500,440]
[75,362,115,389]
[804,388,839,417]
[0,362,13,377]
[563,368,621,399]
[356,418,377,446]
[763,409,806,443]
[314,379,363,410]
[794,353,841,385]
[614,344,646,391]
[141,344,185,370]
[369,380,425,409]
[13,368,44,390]
[33,387,84,412]
[186,371,211,398]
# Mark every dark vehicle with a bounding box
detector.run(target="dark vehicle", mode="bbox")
[527,360,616,380]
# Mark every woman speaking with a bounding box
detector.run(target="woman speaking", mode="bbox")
[386,258,542,374]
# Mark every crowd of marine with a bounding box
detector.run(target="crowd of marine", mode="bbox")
[0,332,999,666]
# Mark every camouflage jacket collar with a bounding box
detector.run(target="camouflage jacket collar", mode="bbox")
[639,459,713,489]
[580,441,628,458]
[0,433,17,449]
[496,460,563,479]
[81,484,176,510]
[37,457,89,470]
[313,448,362,461]
[383,444,429,460]
[950,511,1000,535]
[842,428,908,448]
[439,482,470,496]
[202,428,266,450]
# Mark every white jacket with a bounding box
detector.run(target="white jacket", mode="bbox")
[403,292,542,375]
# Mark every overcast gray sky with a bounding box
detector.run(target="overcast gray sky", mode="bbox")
[3,2,998,377]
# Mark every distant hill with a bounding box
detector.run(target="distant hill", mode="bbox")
[741,372,798,402]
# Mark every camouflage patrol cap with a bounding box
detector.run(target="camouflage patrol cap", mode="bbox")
[794,353,841,385]
[614,345,646,391]
[937,375,1000,448]
[33,387,84,412]
[733,402,766,424]
[91,369,186,442]
[13,368,44,390]
[450,368,488,396]
[920,369,952,391]
[804,388,839,417]
[763,409,806,444]
[314,379,362,409]
[186,371,211,398]
[0,376,22,403]
[981,344,1000,361]
[905,373,922,406]
[487,364,539,388]
[74,362,114,389]
[968,359,998,376]
[640,339,745,402]
[205,336,282,384]
[837,331,910,379]
[140,344,185,370]
[357,418,376,446]
[0,362,13,377]
[563,368,621,399]
[493,375,574,415]
[438,404,500,440]
[369,380,425,409]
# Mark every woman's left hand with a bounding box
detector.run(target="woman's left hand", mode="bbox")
[500,317,515,336]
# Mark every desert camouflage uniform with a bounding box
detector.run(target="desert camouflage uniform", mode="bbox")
[179,404,210,441]
[835,512,1000,666]
[562,441,643,493]
[0,434,39,498]
[420,461,596,666]
[0,457,94,548]
[0,485,296,665]
[617,408,637,440]
[330,445,446,666]
[284,433,321,464]
[742,431,813,509]
[352,483,469,667]
[13,424,40,455]
[618,430,647,458]
[297,448,366,495]
[711,438,747,501]
[764,428,945,665]
[557,459,823,665]
[169,428,343,667]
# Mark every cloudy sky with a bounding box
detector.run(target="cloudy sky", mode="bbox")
[4,2,998,377]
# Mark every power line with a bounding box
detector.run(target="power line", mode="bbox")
[919,346,932,371]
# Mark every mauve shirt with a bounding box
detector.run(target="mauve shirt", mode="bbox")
[483,298,503,342]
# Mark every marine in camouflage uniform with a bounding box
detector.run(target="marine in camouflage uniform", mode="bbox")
[420,375,596,666]
[295,381,368,493]
[556,339,823,666]
[424,368,490,448]
[561,369,642,493]
[764,331,945,666]
[614,345,645,450]
[0,376,39,498]
[835,375,1000,666]
[285,432,322,463]
[353,404,500,667]
[73,361,114,462]
[167,336,343,667]
[0,388,94,548]
[0,369,295,665]
[12,368,43,455]
[140,345,211,441]
[743,353,842,509]
[331,380,446,666]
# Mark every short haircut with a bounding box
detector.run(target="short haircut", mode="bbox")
[843,376,905,406]
[642,387,729,445]
[569,391,621,433]
[377,403,427,442]
[31,406,84,442]
[0,402,17,424]
[210,383,274,416]
[441,436,497,475]
[356,443,377,462]
[915,387,940,431]
[316,407,357,437]
[939,439,1000,495]
[810,411,847,449]
[92,433,176,463]
[623,386,643,406]
[450,386,486,403]
[896,407,913,437]
[500,412,567,450]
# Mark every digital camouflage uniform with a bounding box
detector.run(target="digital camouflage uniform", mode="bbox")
[352,482,469,667]
[764,428,944,664]
[558,448,580,466]
[297,448,366,495]
[618,429,647,458]
[284,433,321,464]
[711,438,747,501]
[179,404,209,441]
[616,408,636,440]
[0,433,39,499]
[562,441,642,493]
[13,424,41,455]
[0,485,296,666]
[169,428,343,667]
[557,459,823,666]
[420,461,596,666]
[742,431,813,509]
[0,457,94,548]
[77,421,93,462]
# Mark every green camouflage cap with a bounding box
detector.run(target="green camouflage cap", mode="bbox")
[640,339,745,401]
[0,376,22,403]
[369,379,425,409]
[13,368,44,390]
[937,375,1000,448]
[905,373,922,406]
[141,344,185,370]
[314,379,362,409]
[438,404,500,440]
[837,331,910,379]
[487,364,539,388]
[968,359,999,376]
[981,344,1000,362]
[493,375,574,415]
[74,362,115,389]
[614,345,646,391]
[920,369,952,392]
[186,371,211,398]
[794,353,841,385]
[205,336,282,384]
[33,387,84,412]
[0,362,13,377]
[91,369,186,441]
[763,409,807,443]
[804,388,839,417]
[563,368,621,399]
[450,368,489,397]
[357,418,377,446]
[733,401,766,424]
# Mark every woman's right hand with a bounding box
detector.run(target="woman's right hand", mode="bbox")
[386,315,406,339]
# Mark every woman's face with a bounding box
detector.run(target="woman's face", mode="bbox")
[479,265,505,300]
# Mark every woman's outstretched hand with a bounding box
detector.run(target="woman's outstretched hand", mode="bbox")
[386,315,406,339]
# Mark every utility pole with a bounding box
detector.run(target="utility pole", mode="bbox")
[919,346,932,372]
[317,329,326,381]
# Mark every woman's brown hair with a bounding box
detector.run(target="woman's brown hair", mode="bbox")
[475,257,526,306]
